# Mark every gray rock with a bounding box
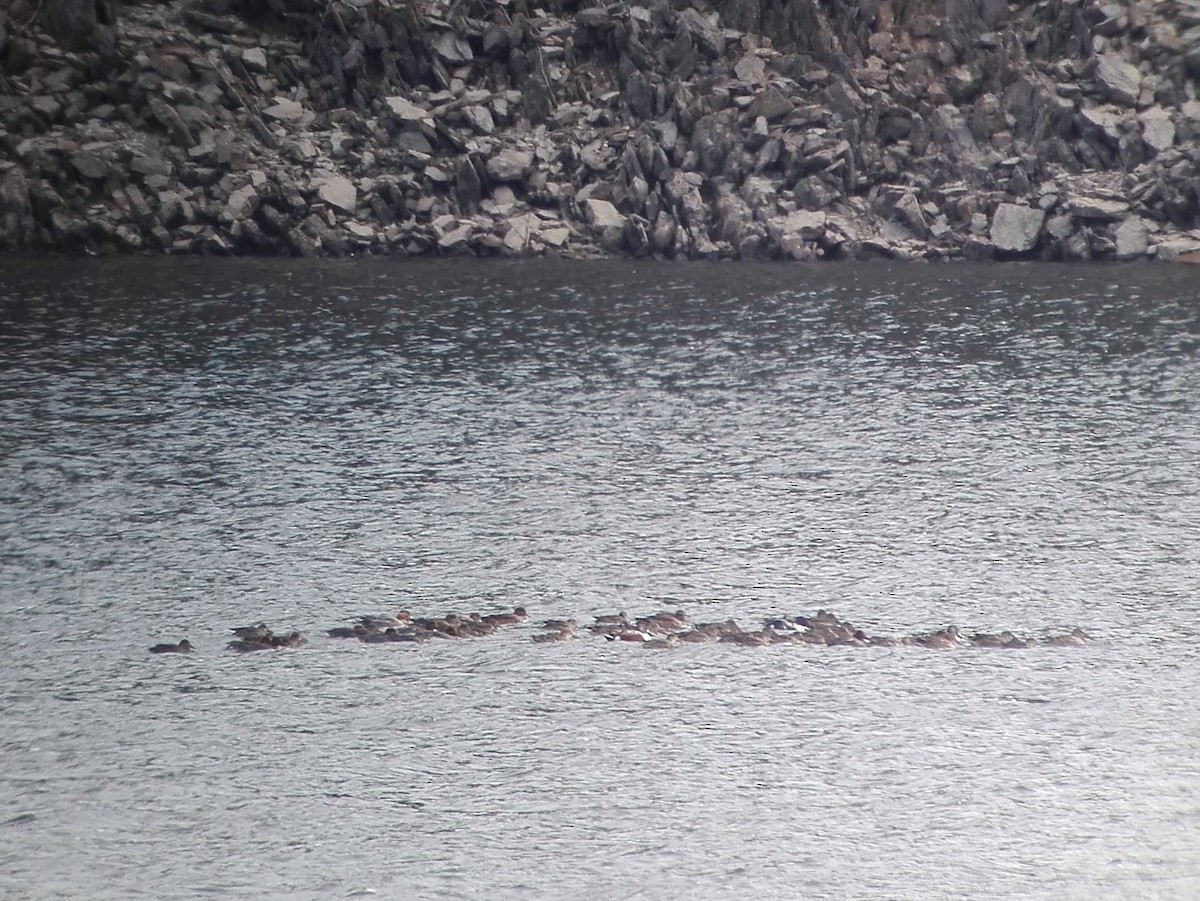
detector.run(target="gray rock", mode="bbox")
[583,198,626,230]
[768,209,827,243]
[1069,195,1129,220]
[385,97,433,125]
[747,86,794,121]
[1139,108,1175,155]
[222,184,259,223]
[676,9,725,58]
[990,203,1045,252]
[316,175,357,215]
[69,151,110,180]
[486,148,534,182]
[651,212,677,254]
[130,154,173,177]
[1077,106,1124,146]
[1113,216,1149,260]
[241,48,268,72]
[503,213,540,252]
[433,33,473,64]
[894,192,930,238]
[1095,55,1141,106]
[262,99,307,123]
[462,105,495,135]
[1154,238,1200,261]
[734,53,766,84]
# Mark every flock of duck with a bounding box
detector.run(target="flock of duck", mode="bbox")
[148,607,1093,654]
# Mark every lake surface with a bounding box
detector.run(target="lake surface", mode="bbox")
[1,258,1199,900]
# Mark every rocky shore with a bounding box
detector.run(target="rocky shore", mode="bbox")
[3,0,1200,261]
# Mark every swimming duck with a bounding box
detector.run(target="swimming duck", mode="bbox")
[358,610,411,630]
[593,611,629,626]
[149,640,193,654]
[532,626,576,643]
[969,631,1015,648]
[230,623,271,641]
[227,638,273,652]
[1044,627,1091,646]
[641,633,680,649]
[915,626,962,649]
[481,607,527,626]
[720,629,773,647]
[328,623,373,639]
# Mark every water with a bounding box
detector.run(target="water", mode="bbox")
[1,258,1199,900]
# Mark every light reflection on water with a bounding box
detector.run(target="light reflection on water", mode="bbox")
[1,259,1199,900]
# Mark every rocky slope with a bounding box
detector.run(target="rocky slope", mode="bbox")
[3,0,1200,260]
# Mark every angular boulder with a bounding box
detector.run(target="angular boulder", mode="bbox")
[990,203,1045,253]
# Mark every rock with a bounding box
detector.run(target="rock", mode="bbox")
[734,53,766,84]
[69,151,110,180]
[130,154,173,178]
[990,203,1045,253]
[1095,55,1141,106]
[675,9,725,58]
[462,105,495,135]
[1077,106,1124,145]
[894,192,930,238]
[503,212,539,252]
[316,175,357,215]
[385,97,433,125]
[651,212,677,253]
[1155,238,1200,261]
[1069,195,1129,220]
[583,198,625,230]
[438,222,474,252]
[262,98,307,123]
[454,157,482,212]
[747,86,794,121]
[768,209,827,247]
[486,148,534,182]
[542,226,570,248]
[433,33,473,64]
[222,184,259,223]
[241,48,268,72]
[345,222,375,244]
[1113,216,1149,260]
[1139,108,1175,155]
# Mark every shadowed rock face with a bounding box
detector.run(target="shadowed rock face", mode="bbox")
[2,0,1199,261]
[37,0,117,51]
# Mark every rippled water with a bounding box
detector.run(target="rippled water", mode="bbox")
[1,258,1199,900]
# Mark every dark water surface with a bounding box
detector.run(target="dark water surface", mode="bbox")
[1,258,1199,900]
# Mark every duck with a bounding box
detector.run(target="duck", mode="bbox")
[693,618,743,638]
[149,639,193,654]
[541,618,576,630]
[228,637,273,652]
[532,626,576,643]
[641,633,680,649]
[1044,627,1091,646]
[230,623,271,641]
[764,616,801,633]
[719,629,773,647]
[481,607,528,626]
[358,610,411,630]
[328,623,374,639]
[915,626,962,649]
[607,628,652,642]
[969,630,1016,648]
[592,611,629,626]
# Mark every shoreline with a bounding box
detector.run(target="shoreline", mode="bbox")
[3,0,1200,262]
